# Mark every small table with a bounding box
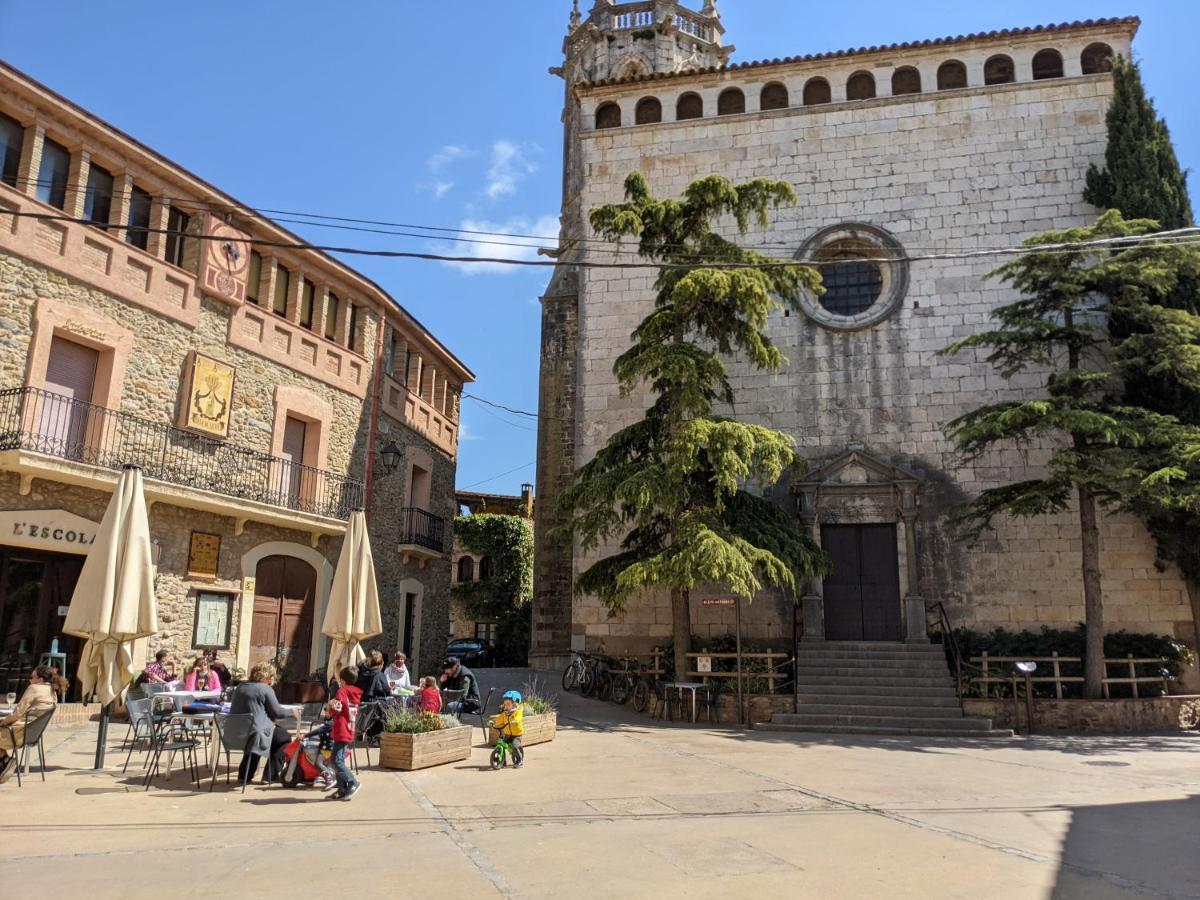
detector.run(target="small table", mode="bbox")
[666,682,705,723]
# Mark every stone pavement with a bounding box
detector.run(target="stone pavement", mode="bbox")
[1,670,1197,899]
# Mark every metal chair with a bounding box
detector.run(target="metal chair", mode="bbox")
[120,697,155,773]
[143,696,199,790]
[652,682,683,721]
[210,712,257,793]
[455,687,496,743]
[699,681,725,725]
[5,706,55,786]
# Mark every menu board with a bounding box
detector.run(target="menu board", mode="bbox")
[193,591,233,650]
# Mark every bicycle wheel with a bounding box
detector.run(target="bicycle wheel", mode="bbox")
[632,679,650,713]
[611,674,631,705]
[489,747,504,770]
[580,666,596,697]
[562,662,579,692]
[597,671,614,702]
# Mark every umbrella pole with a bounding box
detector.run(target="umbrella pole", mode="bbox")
[94,702,110,769]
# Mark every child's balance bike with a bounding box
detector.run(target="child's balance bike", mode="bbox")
[490,723,517,769]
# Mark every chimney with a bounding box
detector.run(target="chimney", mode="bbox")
[521,482,535,518]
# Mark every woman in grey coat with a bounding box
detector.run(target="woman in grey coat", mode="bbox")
[225,662,297,783]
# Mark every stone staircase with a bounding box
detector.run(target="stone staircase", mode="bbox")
[754,641,1013,737]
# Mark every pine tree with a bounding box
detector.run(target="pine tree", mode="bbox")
[943,211,1200,698]
[559,173,828,680]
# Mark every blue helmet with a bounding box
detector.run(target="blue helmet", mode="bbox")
[502,690,522,704]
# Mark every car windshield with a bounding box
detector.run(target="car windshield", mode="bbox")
[449,641,479,650]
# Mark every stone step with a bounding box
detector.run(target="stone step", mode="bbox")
[796,683,959,698]
[803,642,947,654]
[753,723,1015,738]
[796,647,949,661]
[796,692,962,708]
[792,703,966,719]
[795,657,949,671]
[769,713,996,731]
[795,667,954,683]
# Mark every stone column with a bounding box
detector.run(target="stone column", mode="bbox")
[798,488,824,641]
[313,284,331,337]
[108,172,133,244]
[900,487,928,643]
[16,122,44,200]
[286,264,305,325]
[146,195,171,259]
[335,295,353,348]
[262,256,281,316]
[64,148,90,219]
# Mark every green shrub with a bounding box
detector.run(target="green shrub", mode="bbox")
[520,676,557,715]
[383,710,461,734]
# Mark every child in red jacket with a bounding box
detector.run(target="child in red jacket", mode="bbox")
[415,676,442,713]
[326,666,363,801]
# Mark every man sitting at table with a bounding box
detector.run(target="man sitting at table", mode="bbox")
[226,662,296,784]
[138,649,172,686]
[439,657,480,716]
[203,649,232,688]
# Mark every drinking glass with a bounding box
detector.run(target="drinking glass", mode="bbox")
[5,692,15,706]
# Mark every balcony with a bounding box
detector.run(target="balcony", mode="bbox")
[398,506,447,566]
[0,387,363,535]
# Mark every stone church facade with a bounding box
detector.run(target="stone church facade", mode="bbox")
[532,3,1197,669]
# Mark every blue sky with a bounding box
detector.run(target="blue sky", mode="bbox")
[0,1,1195,493]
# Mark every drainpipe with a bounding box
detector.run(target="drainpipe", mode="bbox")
[363,316,387,518]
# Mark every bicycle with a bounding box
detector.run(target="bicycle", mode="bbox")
[610,657,651,707]
[489,721,520,769]
[561,650,588,692]
[580,655,612,700]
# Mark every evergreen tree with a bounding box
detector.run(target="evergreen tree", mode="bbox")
[943,211,1200,698]
[559,173,828,680]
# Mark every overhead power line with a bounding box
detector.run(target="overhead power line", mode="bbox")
[459,461,536,490]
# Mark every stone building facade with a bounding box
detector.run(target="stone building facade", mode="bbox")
[533,5,1197,673]
[0,60,472,696]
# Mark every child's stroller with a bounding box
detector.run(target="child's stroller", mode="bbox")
[280,721,337,789]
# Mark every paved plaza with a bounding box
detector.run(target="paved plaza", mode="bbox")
[2,673,1197,899]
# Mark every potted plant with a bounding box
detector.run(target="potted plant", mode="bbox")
[488,678,558,747]
[379,710,471,770]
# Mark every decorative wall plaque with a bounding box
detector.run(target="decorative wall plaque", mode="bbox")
[192,591,233,649]
[187,531,221,578]
[179,351,235,438]
[200,213,251,304]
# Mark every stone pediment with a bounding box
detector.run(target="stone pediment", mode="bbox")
[797,449,921,490]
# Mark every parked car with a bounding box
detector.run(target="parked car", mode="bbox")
[446,638,494,668]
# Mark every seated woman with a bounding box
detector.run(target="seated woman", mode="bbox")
[0,665,57,783]
[415,676,442,714]
[383,653,410,691]
[183,657,222,693]
[355,649,392,703]
[225,662,298,784]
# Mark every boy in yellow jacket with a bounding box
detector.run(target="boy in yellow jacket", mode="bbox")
[490,689,525,768]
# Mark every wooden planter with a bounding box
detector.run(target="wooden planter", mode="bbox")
[379,725,472,770]
[488,712,557,747]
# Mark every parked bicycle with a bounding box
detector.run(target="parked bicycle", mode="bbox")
[561,650,588,693]
[610,657,654,711]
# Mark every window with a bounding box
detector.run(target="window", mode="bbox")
[984,55,1015,85]
[475,622,498,643]
[457,556,475,583]
[325,290,340,340]
[717,88,745,116]
[1032,49,1064,80]
[635,97,662,124]
[0,112,22,188]
[164,207,190,267]
[246,250,262,305]
[818,242,883,316]
[595,102,622,129]
[281,415,309,500]
[796,223,909,331]
[479,556,494,580]
[125,185,151,249]
[273,263,290,317]
[300,279,315,329]
[83,163,113,226]
[676,92,703,120]
[1081,43,1114,75]
[760,82,789,110]
[846,72,876,101]
[891,67,921,95]
[36,137,70,209]
[384,328,397,376]
[937,60,968,90]
[348,304,360,350]
[802,78,831,106]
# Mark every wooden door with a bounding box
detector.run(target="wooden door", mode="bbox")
[250,555,316,676]
[821,525,902,641]
[41,336,99,455]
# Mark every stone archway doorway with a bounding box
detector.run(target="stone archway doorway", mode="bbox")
[250,555,317,676]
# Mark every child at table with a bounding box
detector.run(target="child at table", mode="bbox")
[488,690,525,769]
[414,676,441,713]
[325,665,362,801]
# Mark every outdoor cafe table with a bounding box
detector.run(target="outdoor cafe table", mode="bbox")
[666,682,705,723]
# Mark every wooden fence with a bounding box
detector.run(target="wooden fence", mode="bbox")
[648,648,793,694]
[970,653,1173,699]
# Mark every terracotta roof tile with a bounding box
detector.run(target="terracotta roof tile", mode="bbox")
[587,17,1139,87]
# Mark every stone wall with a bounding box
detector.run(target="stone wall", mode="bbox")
[963,696,1200,734]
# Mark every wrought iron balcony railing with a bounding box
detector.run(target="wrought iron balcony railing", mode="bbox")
[399,506,446,554]
[0,386,363,520]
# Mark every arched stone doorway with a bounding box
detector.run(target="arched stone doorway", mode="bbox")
[250,555,317,676]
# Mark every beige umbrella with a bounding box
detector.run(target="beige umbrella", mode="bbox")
[63,464,157,767]
[321,509,382,678]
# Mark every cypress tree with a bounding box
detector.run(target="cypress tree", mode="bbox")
[559,173,828,680]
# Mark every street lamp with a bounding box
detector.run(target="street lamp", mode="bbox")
[379,441,402,475]
[1014,661,1037,736]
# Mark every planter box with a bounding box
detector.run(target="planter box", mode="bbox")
[488,712,557,747]
[379,725,472,770]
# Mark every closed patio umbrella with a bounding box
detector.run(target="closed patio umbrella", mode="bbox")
[321,509,382,678]
[63,464,158,768]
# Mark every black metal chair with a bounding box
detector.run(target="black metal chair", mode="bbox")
[6,705,55,786]
[143,696,200,790]
[652,681,683,721]
[699,681,726,725]
[455,687,496,744]
[210,712,257,793]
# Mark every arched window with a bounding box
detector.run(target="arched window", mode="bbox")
[984,54,1015,85]
[717,87,745,116]
[595,102,622,129]
[1081,42,1115,75]
[457,556,475,583]
[891,67,921,95]
[846,71,876,101]
[676,92,703,120]
[479,556,494,580]
[937,60,968,90]
[635,96,662,125]
[1032,49,1064,80]
[802,77,831,106]
[760,82,789,110]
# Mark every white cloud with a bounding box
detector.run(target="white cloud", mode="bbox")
[458,419,482,442]
[428,144,470,174]
[433,180,455,198]
[485,140,540,200]
[445,214,561,276]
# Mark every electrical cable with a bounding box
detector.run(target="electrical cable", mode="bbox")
[459,461,536,490]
